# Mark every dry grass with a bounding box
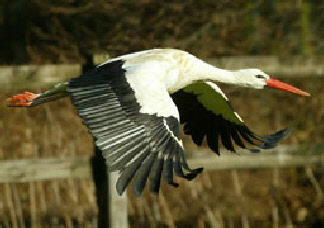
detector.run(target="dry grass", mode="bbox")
[0,77,323,226]
[128,167,324,227]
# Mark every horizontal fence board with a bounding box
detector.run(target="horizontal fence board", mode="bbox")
[0,56,323,88]
[207,56,324,77]
[0,64,81,89]
[0,156,91,183]
[1,145,323,183]
[189,154,324,171]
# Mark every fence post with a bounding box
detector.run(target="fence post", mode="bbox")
[83,52,128,228]
[91,146,109,228]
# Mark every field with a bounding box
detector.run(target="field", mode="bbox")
[1,77,323,227]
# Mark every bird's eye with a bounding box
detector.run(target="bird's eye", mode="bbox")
[255,74,265,79]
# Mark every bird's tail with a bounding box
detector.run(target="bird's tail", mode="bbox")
[7,82,69,107]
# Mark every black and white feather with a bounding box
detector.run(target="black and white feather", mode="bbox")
[68,57,202,196]
[66,49,289,196]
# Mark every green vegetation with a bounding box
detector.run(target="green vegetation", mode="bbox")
[0,1,323,64]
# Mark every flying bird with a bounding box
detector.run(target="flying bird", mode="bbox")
[7,49,310,196]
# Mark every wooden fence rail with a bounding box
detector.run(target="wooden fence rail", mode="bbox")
[1,146,323,184]
[1,145,323,227]
[1,55,324,88]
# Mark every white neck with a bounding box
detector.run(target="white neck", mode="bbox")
[171,57,239,92]
[192,61,238,84]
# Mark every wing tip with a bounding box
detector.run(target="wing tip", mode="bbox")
[258,127,291,149]
[183,167,204,180]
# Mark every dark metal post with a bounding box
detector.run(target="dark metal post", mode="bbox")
[83,55,109,228]
[83,52,127,228]
[91,145,109,228]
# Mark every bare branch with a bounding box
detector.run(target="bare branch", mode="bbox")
[48,3,94,15]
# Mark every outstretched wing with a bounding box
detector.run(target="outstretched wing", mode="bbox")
[68,60,202,196]
[171,81,290,154]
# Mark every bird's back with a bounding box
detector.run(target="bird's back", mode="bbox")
[101,48,190,66]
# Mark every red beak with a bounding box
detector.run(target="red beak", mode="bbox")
[266,78,310,97]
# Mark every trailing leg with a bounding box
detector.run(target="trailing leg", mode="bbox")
[7,82,69,107]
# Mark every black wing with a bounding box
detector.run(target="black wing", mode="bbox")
[171,81,290,154]
[68,60,202,196]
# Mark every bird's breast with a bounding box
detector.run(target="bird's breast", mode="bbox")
[123,60,180,118]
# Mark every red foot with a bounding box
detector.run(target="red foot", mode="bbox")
[7,92,40,107]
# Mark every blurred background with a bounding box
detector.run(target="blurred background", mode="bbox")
[0,0,323,227]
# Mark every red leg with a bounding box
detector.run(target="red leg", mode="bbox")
[7,92,40,107]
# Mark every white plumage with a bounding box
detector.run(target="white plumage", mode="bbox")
[7,48,310,196]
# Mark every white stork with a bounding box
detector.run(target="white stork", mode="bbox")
[7,49,310,196]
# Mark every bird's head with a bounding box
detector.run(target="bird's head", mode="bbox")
[235,69,310,97]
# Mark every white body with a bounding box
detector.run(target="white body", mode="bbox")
[99,49,269,118]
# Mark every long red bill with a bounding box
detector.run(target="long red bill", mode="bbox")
[266,78,311,97]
